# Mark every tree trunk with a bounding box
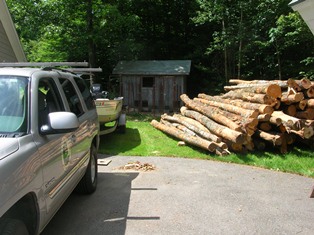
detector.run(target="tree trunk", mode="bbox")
[307,99,314,108]
[254,129,282,146]
[161,114,222,143]
[299,78,312,90]
[151,120,217,152]
[296,108,314,120]
[180,94,242,132]
[271,111,301,130]
[195,98,259,118]
[306,85,314,98]
[198,93,274,114]
[281,92,304,104]
[87,0,96,86]
[258,113,271,122]
[173,114,210,133]
[222,90,276,105]
[180,108,245,144]
[224,83,282,98]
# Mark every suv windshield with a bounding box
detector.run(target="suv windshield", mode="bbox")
[0,76,28,134]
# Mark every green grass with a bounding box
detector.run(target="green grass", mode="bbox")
[99,114,314,178]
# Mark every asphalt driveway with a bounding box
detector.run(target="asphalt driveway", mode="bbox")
[42,155,314,235]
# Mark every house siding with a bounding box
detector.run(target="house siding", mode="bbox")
[0,0,26,62]
[0,21,18,62]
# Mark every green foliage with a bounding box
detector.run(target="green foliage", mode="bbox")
[6,0,314,95]
[99,118,314,178]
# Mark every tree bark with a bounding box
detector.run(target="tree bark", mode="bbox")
[224,83,282,98]
[307,99,314,108]
[151,120,218,152]
[161,114,222,143]
[180,94,242,132]
[195,97,259,118]
[198,93,274,114]
[306,85,314,98]
[180,108,245,144]
[222,90,276,105]
[281,92,304,104]
[296,108,314,120]
[254,129,282,146]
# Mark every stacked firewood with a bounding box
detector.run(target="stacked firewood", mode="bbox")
[151,78,314,155]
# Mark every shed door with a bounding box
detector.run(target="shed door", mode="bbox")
[141,76,154,111]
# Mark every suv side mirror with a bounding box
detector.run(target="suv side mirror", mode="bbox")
[40,112,79,135]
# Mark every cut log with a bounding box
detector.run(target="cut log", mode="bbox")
[254,129,282,146]
[269,116,282,126]
[222,138,244,153]
[257,113,271,122]
[222,90,276,105]
[271,111,302,130]
[283,104,296,117]
[281,92,304,104]
[151,120,218,152]
[299,78,312,90]
[306,85,314,98]
[224,83,282,98]
[180,108,245,144]
[259,122,272,132]
[180,94,242,132]
[198,94,274,114]
[287,126,314,139]
[228,79,270,85]
[307,99,314,108]
[161,114,222,143]
[243,135,254,151]
[296,108,314,120]
[195,97,259,118]
[253,138,266,150]
[173,113,210,133]
[287,78,301,92]
[297,99,307,110]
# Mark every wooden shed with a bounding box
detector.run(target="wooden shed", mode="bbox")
[0,0,26,62]
[112,60,191,113]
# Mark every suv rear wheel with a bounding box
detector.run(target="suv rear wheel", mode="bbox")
[75,144,98,194]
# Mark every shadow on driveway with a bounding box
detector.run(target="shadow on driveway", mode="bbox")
[42,172,139,235]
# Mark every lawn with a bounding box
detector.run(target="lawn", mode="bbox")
[98,114,314,178]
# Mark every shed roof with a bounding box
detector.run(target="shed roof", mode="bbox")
[112,60,191,76]
[0,0,26,62]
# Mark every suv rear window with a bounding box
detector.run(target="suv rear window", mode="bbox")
[74,77,95,110]
[59,78,84,116]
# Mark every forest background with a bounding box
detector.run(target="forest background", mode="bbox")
[6,0,314,96]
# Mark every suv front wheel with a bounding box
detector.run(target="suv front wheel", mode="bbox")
[0,218,29,235]
[75,144,98,194]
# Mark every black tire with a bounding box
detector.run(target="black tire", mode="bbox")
[0,218,29,235]
[75,144,98,194]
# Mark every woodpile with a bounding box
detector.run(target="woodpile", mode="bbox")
[151,78,314,155]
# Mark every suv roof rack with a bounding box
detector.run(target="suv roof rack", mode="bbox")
[0,62,103,75]
[0,62,89,67]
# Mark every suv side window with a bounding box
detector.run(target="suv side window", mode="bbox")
[38,78,64,128]
[59,78,84,116]
[74,77,95,110]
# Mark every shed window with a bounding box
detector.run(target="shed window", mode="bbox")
[142,77,154,87]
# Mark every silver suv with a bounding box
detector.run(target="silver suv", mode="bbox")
[0,67,100,234]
